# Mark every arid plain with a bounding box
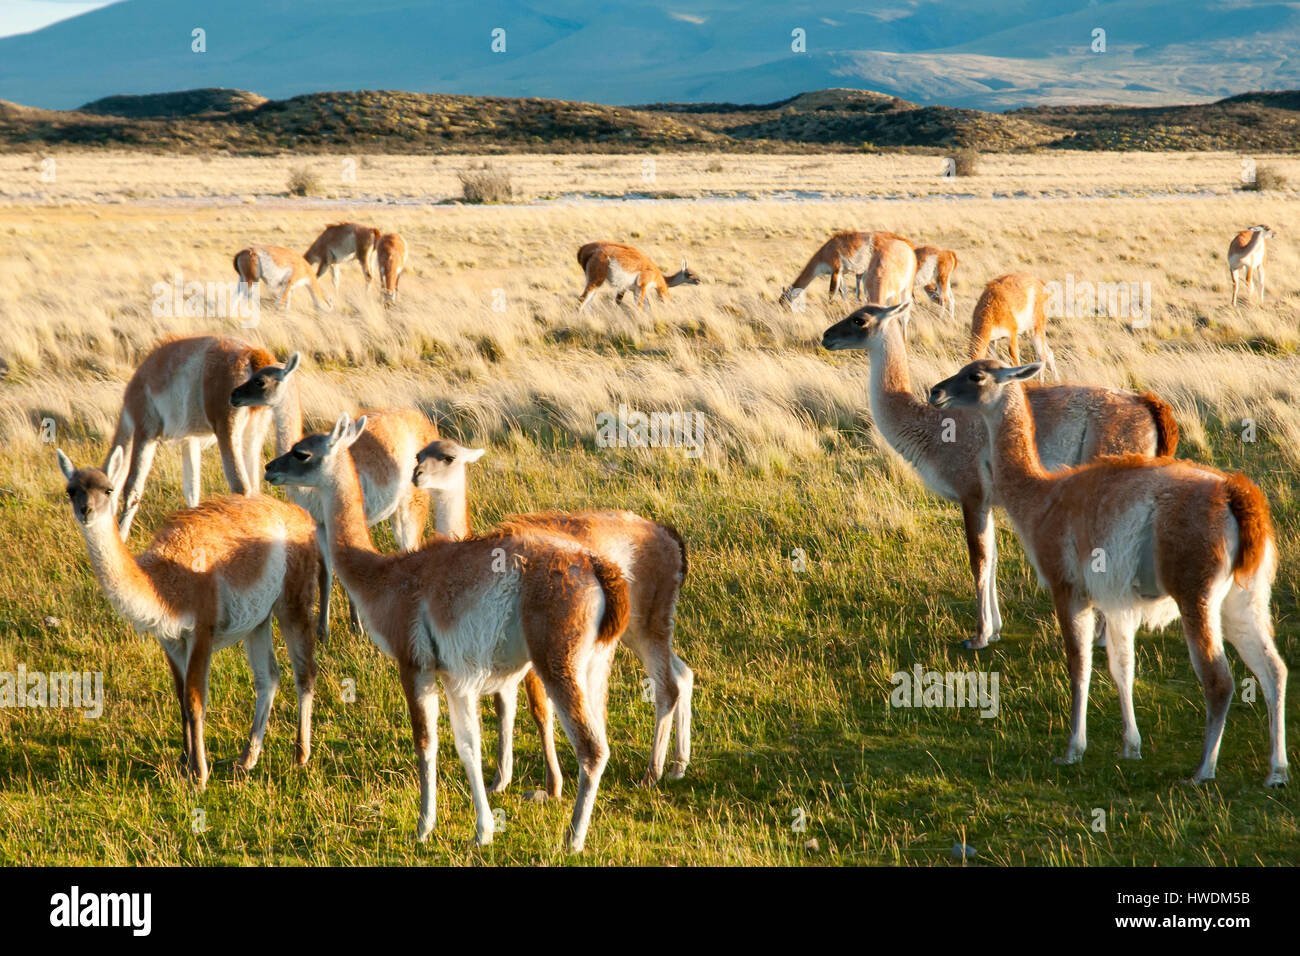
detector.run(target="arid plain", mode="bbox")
[0,150,1297,864]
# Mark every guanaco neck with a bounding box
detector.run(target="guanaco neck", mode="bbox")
[790,254,826,292]
[320,453,390,599]
[79,516,174,628]
[431,471,472,540]
[981,384,1050,511]
[866,322,945,468]
[272,384,303,456]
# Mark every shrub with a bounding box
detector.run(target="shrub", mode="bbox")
[947,149,980,177]
[1242,164,1288,191]
[458,163,514,203]
[287,165,322,196]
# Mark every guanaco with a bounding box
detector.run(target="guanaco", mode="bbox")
[929,360,1286,786]
[822,300,1178,648]
[412,438,693,797]
[1228,225,1274,306]
[233,245,332,311]
[58,447,320,789]
[265,416,632,851]
[303,222,381,295]
[967,273,1058,380]
[108,337,301,540]
[576,241,700,310]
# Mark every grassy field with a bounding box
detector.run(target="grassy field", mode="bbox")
[0,151,1297,865]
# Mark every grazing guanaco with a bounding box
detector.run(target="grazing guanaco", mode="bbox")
[967,273,1058,380]
[576,241,700,310]
[233,245,332,311]
[58,448,320,789]
[1228,225,1274,306]
[412,438,693,797]
[303,222,381,295]
[822,300,1178,649]
[265,416,631,851]
[232,363,438,637]
[782,230,915,311]
[109,337,301,541]
[912,244,958,319]
[929,359,1286,787]
[376,232,407,304]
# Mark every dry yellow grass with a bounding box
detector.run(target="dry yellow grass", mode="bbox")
[2,151,1297,474]
[1,151,1297,865]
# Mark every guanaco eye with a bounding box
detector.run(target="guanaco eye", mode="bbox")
[852,317,865,327]
[442,456,454,464]
[293,450,311,461]
[970,372,986,383]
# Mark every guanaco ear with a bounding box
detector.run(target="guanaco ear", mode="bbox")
[105,446,126,487]
[56,449,76,481]
[993,363,1043,383]
[328,414,350,447]
[463,447,486,464]
[341,415,368,449]
[279,352,301,380]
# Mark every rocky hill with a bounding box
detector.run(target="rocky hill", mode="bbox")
[1,86,1298,154]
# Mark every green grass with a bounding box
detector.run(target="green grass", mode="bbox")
[1,422,1296,866]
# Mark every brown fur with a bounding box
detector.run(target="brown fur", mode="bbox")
[109,335,290,540]
[59,454,320,791]
[784,230,915,304]
[968,273,1057,379]
[926,361,1287,786]
[265,426,633,849]
[376,232,407,302]
[822,302,1171,647]
[303,222,381,289]
[1137,392,1180,457]
[576,240,699,309]
[233,244,332,309]
[1224,472,1274,586]
[912,244,958,315]
[412,443,695,792]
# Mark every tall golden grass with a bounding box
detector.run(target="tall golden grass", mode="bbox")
[1,151,1296,489]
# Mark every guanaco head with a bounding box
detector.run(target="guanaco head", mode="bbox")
[1250,224,1276,239]
[412,438,486,491]
[230,352,301,409]
[820,300,911,352]
[265,414,367,489]
[57,447,126,528]
[778,286,803,309]
[667,259,701,287]
[927,360,1043,412]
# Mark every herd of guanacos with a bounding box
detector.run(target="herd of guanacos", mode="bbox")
[54,219,1287,853]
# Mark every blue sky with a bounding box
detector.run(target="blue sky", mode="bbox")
[0,0,117,38]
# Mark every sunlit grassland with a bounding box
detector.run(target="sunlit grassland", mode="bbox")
[0,151,1297,865]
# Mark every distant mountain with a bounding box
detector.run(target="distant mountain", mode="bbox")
[2,0,1300,111]
[3,86,1299,153]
